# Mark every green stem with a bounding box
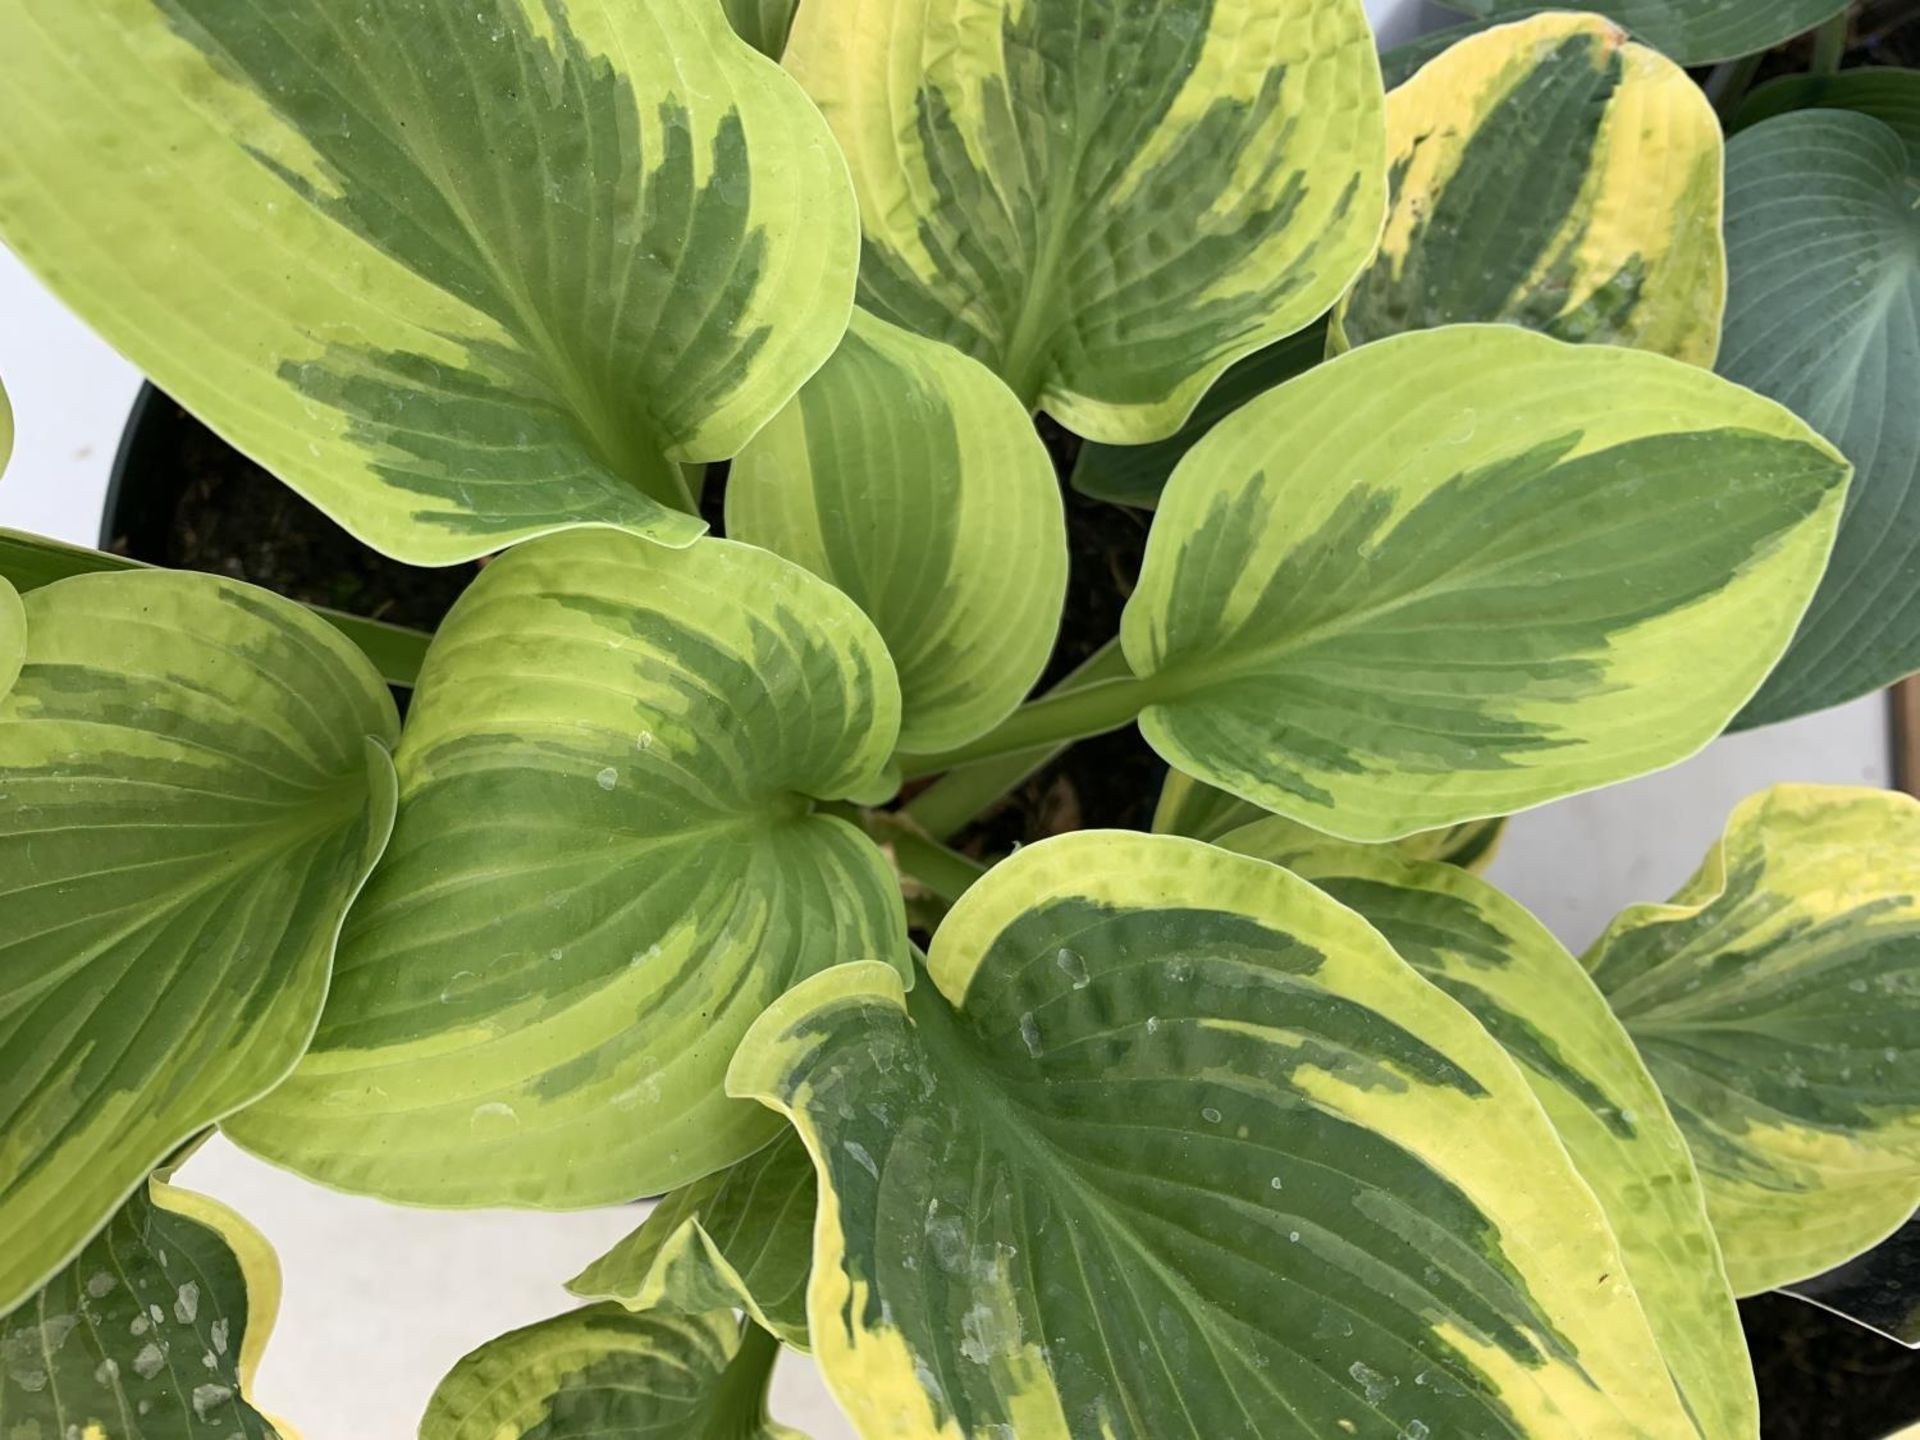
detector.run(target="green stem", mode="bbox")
[902,638,1133,838]
[896,660,1157,780]
[881,820,990,906]
[314,610,431,689]
[1811,10,1849,74]
[711,1320,784,1420]
[817,802,988,907]
[1705,53,1764,122]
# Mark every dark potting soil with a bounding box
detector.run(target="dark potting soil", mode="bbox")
[120,279,1919,1433]
[106,395,478,631]
[1746,1292,1919,1438]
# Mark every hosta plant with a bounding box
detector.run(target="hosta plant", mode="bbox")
[0,0,1916,1436]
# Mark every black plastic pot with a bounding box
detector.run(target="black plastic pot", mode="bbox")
[100,381,179,553]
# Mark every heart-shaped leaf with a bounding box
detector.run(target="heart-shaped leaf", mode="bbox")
[0,571,398,1315]
[1227,825,1755,1440]
[422,1305,801,1440]
[730,831,1695,1439]
[0,1175,287,1436]
[1586,784,1920,1295]
[0,0,857,563]
[729,308,1066,753]
[783,0,1386,443]
[1122,324,1849,841]
[1720,111,1920,726]
[226,532,908,1206]
[570,1127,815,1349]
[1437,0,1848,66]
[1334,13,1725,367]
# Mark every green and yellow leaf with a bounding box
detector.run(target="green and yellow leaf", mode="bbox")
[1226,824,1755,1439]
[731,830,1696,1439]
[0,0,858,563]
[1334,13,1725,367]
[1586,785,1920,1295]
[0,576,21,704]
[421,1304,801,1440]
[0,571,398,1315]
[1068,324,1329,511]
[1124,324,1850,841]
[0,1174,288,1437]
[569,1127,815,1349]
[1436,0,1849,67]
[0,389,15,697]
[1155,766,1506,868]
[1719,111,1920,726]
[729,308,1066,753]
[783,0,1386,443]
[1380,17,1507,89]
[226,532,908,1207]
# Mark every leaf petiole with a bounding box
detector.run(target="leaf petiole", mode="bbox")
[901,637,1133,838]
[894,653,1156,779]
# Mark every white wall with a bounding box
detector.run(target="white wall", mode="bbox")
[0,1,1896,1433]
[1367,0,1456,47]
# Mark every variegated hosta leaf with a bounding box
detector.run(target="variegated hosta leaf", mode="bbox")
[1226,824,1755,1440]
[1380,17,1507,90]
[1437,0,1848,66]
[1720,111,1920,727]
[730,831,1695,1439]
[1586,785,1920,1296]
[0,577,21,704]
[0,571,398,1316]
[723,0,799,58]
[0,0,858,564]
[1334,13,1724,367]
[226,532,908,1207]
[569,1127,815,1349]
[1150,765,1273,844]
[783,0,1386,444]
[1154,766,1506,866]
[421,1304,801,1440]
[728,308,1067,753]
[1124,324,1850,842]
[0,1175,285,1437]
[1068,323,1328,511]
